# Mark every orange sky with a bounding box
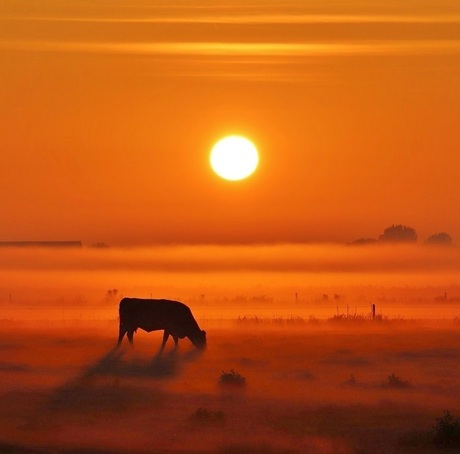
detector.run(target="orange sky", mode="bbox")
[1,0,460,246]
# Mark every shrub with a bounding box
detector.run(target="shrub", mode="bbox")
[385,373,411,388]
[219,369,246,387]
[433,411,460,446]
[399,410,460,448]
[192,407,225,424]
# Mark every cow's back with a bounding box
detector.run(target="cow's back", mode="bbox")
[119,298,197,335]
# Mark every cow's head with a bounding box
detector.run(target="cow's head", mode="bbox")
[190,329,207,350]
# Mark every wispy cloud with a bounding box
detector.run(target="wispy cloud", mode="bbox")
[2,40,460,57]
[5,14,460,25]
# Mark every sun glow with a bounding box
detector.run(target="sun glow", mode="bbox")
[210,136,259,181]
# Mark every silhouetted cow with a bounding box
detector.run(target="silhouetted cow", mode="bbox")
[117,298,206,351]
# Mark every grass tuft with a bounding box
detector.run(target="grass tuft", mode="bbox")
[191,407,225,424]
[432,410,460,446]
[400,410,460,448]
[219,369,246,387]
[384,373,411,389]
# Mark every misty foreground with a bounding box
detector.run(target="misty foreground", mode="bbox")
[0,320,460,453]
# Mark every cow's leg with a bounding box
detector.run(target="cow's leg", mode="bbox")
[172,335,179,349]
[117,325,127,347]
[127,330,134,346]
[160,331,169,352]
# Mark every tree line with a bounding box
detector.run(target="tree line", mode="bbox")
[351,224,453,246]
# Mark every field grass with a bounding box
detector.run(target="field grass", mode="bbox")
[0,319,459,453]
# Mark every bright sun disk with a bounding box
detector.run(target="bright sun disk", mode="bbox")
[210,136,259,181]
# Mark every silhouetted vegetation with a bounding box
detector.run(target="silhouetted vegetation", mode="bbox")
[234,311,414,326]
[329,305,390,322]
[349,223,457,246]
[191,407,225,424]
[402,410,460,448]
[329,312,369,322]
[350,223,420,244]
[105,289,118,300]
[425,232,453,246]
[236,315,306,326]
[385,373,411,389]
[219,369,246,387]
[378,224,417,243]
[432,410,460,446]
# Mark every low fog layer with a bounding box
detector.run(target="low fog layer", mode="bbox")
[1,243,460,273]
[0,243,459,321]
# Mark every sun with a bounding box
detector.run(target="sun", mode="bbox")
[210,136,259,181]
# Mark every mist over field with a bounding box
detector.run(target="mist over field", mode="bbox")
[1,243,460,317]
[1,320,460,454]
[0,247,459,453]
[2,243,460,274]
[2,0,460,449]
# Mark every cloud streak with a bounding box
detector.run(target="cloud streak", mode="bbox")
[8,14,460,24]
[2,40,460,57]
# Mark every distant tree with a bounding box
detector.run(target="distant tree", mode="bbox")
[378,224,417,243]
[425,232,453,246]
[106,289,119,299]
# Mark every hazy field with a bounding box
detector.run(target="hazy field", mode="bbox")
[1,317,459,454]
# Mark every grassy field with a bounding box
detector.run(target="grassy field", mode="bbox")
[0,319,459,453]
